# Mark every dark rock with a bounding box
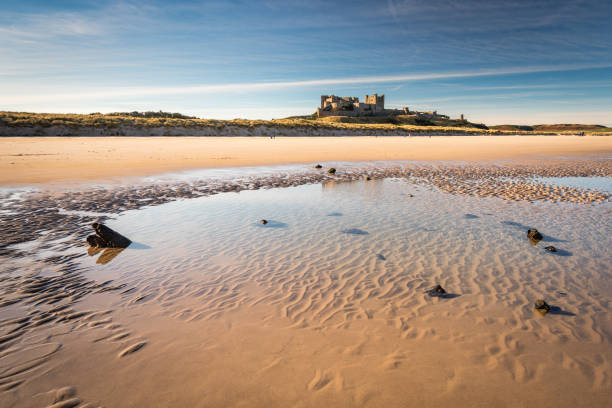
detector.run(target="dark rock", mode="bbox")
[364,176,372,181]
[314,164,322,169]
[527,228,543,243]
[426,284,446,297]
[327,168,336,174]
[86,223,131,248]
[544,246,557,252]
[260,219,268,225]
[534,299,551,315]
[86,235,107,248]
[433,284,446,295]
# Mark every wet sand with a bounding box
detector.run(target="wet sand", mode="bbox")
[0,156,611,407]
[1,135,611,185]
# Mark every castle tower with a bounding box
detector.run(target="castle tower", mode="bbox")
[376,94,384,110]
[321,95,328,109]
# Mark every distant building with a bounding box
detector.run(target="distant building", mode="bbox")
[316,93,449,119]
[317,93,393,117]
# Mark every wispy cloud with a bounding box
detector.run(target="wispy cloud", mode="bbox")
[0,12,103,40]
[3,63,610,104]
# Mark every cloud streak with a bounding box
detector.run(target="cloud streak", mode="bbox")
[3,63,610,104]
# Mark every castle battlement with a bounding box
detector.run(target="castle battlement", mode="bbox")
[317,93,452,120]
[317,93,402,118]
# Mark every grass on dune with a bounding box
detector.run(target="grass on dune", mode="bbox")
[1,111,610,135]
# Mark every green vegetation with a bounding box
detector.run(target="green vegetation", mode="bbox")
[1,111,609,135]
[491,124,612,133]
[490,125,535,131]
[106,111,197,119]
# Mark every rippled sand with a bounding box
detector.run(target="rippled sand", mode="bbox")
[1,160,611,407]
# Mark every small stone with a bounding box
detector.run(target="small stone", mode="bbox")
[426,284,446,297]
[314,164,322,169]
[364,175,372,180]
[260,219,268,225]
[327,168,336,174]
[544,246,557,252]
[534,299,551,315]
[527,228,543,243]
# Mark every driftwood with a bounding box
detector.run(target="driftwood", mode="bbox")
[86,223,132,248]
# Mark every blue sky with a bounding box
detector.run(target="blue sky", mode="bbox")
[1,0,611,124]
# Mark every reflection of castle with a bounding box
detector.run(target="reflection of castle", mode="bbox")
[317,93,453,120]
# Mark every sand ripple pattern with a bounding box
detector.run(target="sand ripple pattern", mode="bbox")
[0,158,610,406]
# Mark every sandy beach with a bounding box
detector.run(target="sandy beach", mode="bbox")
[0,136,611,408]
[1,135,610,185]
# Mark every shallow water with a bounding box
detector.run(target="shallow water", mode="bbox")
[72,178,611,338]
[535,176,612,192]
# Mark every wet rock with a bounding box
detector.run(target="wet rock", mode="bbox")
[86,235,107,248]
[260,219,268,225]
[426,284,446,297]
[534,299,551,315]
[327,168,336,174]
[527,228,543,243]
[544,245,557,252]
[314,164,322,169]
[86,223,131,248]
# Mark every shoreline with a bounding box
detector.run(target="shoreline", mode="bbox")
[1,135,611,186]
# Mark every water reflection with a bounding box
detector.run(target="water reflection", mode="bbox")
[88,247,125,264]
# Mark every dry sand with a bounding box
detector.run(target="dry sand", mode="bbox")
[1,135,610,185]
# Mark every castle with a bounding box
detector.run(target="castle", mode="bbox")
[317,93,454,120]
[317,93,403,117]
